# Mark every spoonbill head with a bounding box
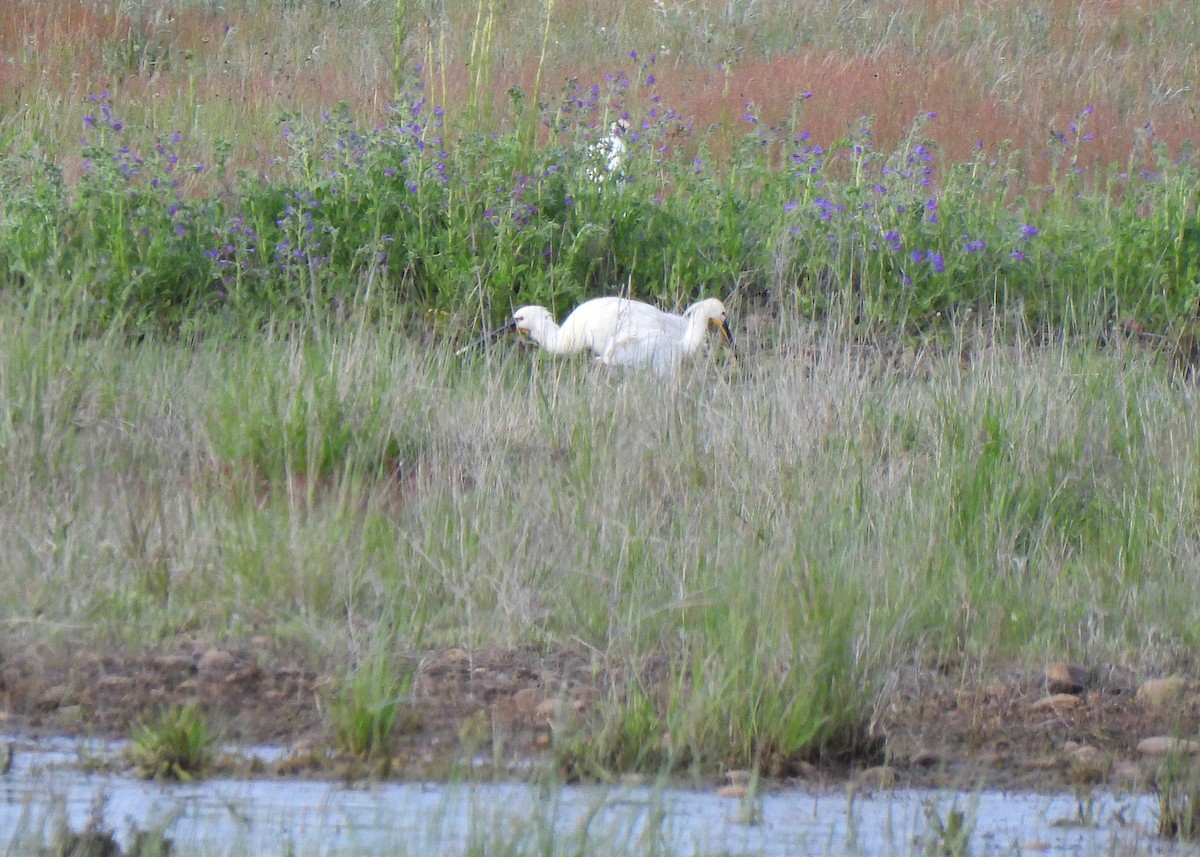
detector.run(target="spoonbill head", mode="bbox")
[683,298,734,349]
[512,305,558,345]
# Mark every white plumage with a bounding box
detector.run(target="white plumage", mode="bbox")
[512,296,732,376]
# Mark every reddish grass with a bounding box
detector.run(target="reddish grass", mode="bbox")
[3,0,1197,193]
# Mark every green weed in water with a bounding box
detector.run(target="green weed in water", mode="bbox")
[128,704,213,782]
[329,657,417,763]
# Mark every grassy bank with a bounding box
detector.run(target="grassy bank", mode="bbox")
[2,306,1198,773]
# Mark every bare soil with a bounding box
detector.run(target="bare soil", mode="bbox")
[1,639,1195,791]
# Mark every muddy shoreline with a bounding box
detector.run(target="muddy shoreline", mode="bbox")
[1,639,1195,793]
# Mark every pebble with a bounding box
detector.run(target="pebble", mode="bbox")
[1031,693,1082,712]
[1044,662,1089,695]
[53,704,84,726]
[36,684,69,710]
[1021,755,1060,771]
[910,748,940,767]
[1137,736,1200,757]
[857,765,898,788]
[792,761,819,779]
[197,649,234,673]
[1063,742,1101,762]
[1136,677,1188,708]
[510,687,544,718]
[153,654,193,672]
[1111,760,1147,785]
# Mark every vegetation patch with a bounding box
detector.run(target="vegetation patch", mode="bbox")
[127,704,213,782]
[328,655,419,764]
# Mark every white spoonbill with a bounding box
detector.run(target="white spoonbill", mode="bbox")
[586,119,629,185]
[599,298,733,377]
[511,296,682,356]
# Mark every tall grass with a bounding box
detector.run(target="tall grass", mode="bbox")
[2,304,1199,771]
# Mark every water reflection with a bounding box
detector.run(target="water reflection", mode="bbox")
[1,736,1193,856]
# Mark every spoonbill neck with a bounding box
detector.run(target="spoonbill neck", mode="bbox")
[530,318,587,354]
[680,312,714,354]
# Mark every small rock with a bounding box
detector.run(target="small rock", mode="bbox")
[36,684,69,710]
[440,647,470,664]
[910,748,940,767]
[793,761,819,779]
[1111,760,1148,785]
[1066,743,1102,763]
[510,687,544,718]
[1031,693,1082,712]
[197,649,234,673]
[857,765,898,788]
[1021,755,1060,771]
[534,698,578,734]
[154,654,194,673]
[288,737,323,756]
[716,784,749,798]
[724,769,751,786]
[53,704,84,726]
[225,666,262,685]
[1137,736,1200,757]
[1044,662,1089,694]
[1136,677,1189,708]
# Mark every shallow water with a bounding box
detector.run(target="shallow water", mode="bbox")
[2,736,1196,856]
